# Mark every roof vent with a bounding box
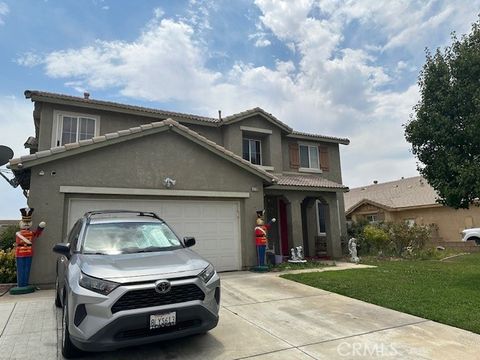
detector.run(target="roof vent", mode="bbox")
[373,180,378,184]
[218,110,222,122]
[84,92,90,100]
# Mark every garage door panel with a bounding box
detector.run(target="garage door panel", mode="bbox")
[184,205,203,218]
[68,198,241,271]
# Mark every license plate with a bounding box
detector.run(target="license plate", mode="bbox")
[149,312,176,330]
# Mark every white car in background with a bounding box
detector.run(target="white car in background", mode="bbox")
[461,228,480,245]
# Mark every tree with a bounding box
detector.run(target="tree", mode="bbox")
[405,19,480,209]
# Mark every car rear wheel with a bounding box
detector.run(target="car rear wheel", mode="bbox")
[62,298,81,358]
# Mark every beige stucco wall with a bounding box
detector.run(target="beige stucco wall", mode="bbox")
[390,206,480,241]
[349,204,480,242]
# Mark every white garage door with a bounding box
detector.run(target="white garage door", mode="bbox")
[68,198,241,271]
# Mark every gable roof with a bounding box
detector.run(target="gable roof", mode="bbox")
[221,107,292,132]
[344,176,440,215]
[24,90,350,145]
[9,118,277,183]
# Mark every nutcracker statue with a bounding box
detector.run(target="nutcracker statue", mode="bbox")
[10,208,46,295]
[254,210,276,270]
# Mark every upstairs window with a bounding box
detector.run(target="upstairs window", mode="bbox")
[242,138,262,165]
[53,111,100,147]
[299,145,319,169]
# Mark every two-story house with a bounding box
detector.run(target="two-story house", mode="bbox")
[9,90,350,285]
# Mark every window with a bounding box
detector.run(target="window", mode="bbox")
[67,220,83,252]
[317,201,327,235]
[366,214,378,224]
[405,219,415,227]
[242,138,262,165]
[53,111,99,147]
[299,145,319,169]
[82,222,182,255]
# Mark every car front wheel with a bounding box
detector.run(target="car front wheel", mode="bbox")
[54,277,61,308]
[62,298,81,358]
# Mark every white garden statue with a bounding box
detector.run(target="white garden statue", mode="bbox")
[348,237,360,264]
[288,246,307,263]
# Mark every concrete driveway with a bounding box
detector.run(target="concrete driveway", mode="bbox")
[0,268,479,359]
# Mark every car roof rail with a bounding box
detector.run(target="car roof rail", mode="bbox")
[84,210,163,223]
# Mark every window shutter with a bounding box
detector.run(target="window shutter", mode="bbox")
[319,146,329,171]
[289,143,299,169]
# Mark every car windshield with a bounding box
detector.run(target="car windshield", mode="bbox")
[82,221,182,254]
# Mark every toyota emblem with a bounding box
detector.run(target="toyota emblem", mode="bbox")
[155,280,171,294]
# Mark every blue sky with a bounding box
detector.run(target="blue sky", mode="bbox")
[0,0,479,219]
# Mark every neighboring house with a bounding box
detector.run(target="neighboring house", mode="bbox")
[344,176,480,242]
[9,90,350,285]
[0,220,18,228]
[0,220,18,233]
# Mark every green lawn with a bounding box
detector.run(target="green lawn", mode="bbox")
[281,253,480,334]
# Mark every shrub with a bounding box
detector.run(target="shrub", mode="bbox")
[347,219,368,253]
[0,248,16,283]
[347,218,369,239]
[0,224,18,251]
[362,225,389,254]
[385,222,432,257]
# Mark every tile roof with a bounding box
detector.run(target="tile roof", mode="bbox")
[25,90,218,124]
[9,118,276,183]
[24,90,350,145]
[273,174,348,190]
[344,176,440,213]
[289,130,350,145]
[221,107,292,131]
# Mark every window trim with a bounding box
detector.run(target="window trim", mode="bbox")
[316,200,327,236]
[52,110,100,148]
[405,219,415,227]
[242,138,262,165]
[299,143,320,170]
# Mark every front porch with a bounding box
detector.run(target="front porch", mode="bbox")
[264,188,347,260]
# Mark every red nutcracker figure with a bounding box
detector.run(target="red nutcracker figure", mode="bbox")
[255,210,276,268]
[11,208,46,294]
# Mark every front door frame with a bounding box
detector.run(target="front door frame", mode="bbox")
[278,198,289,256]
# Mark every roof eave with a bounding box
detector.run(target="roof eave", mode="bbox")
[222,110,292,132]
[345,200,442,216]
[265,184,348,192]
[24,91,219,127]
[286,133,350,145]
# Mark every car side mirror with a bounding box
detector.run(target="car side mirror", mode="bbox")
[183,237,196,247]
[53,243,71,258]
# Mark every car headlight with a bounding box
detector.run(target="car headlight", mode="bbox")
[198,264,215,283]
[79,273,119,295]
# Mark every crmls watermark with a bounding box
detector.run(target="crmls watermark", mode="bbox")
[337,342,399,357]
